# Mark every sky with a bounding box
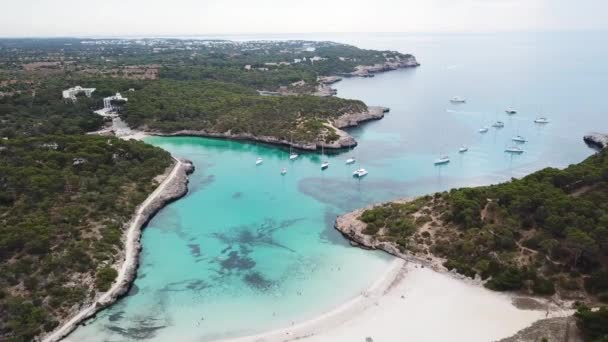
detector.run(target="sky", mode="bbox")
[1,0,607,37]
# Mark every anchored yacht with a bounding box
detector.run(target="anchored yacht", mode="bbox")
[434,155,450,165]
[505,146,524,154]
[353,168,368,178]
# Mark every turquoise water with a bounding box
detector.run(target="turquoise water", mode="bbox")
[70,32,608,341]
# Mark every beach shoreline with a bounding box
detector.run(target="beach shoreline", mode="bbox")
[218,258,570,342]
[41,157,194,342]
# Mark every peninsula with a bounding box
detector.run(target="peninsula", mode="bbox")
[0,38,418,341]
[334,140,608,340]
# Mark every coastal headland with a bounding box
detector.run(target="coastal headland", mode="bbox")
[141,106,389,151]
[41,158,194,342]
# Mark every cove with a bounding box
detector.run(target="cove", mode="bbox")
[69,31,607,341]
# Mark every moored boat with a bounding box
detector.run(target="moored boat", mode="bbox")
[450,96,466,103]
[353,168,368,177]
[505,146,524,154]
[434,155,450,165]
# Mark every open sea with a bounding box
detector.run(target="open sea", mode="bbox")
[69,31,608,341]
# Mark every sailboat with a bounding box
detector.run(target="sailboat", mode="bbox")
[459,146,468,153]
[255,157,263,165]
[352,151,368,177]
[345,157,356,164]
[353,168,368,177]
[320,145,329,170]
[492,121,505,128]
[289,134,299,160]
[534,117,550,124]
[434,155,450,165]
[505,146,524,154]
[512,135,527,143]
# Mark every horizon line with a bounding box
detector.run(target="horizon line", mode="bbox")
[0,28,606,40]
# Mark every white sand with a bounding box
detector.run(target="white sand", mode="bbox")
[223,258,570,342]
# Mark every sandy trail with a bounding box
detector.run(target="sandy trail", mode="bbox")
[42,159,183,342]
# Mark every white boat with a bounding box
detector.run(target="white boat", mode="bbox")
[492,121,505,128]
[534,117,550,124]
[320,145,329,170]
[353,168,368,177]
[434,155,450,165]
[255,157,263,165]
[281,167,287,175]
[512,135,527,143]
[345,157,356,164]
[289,134,299,160]
[478,127,489,133]
[459,146,468,153]
[505,146,524,154]
[505,108,517,114]
[450,96,466,103]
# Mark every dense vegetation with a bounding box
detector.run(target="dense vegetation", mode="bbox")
[360,149,608,300]
[0,38,411,340]
[576,305,608,341]
[0,74,144,137]
[0,135,172,341]
[123,79,366,143]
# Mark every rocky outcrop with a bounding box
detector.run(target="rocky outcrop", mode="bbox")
[333,106,388,129]
[349,55,420,77]
[334,202,444,271]
[318,76,343,85]
[584,133,608,150]
[497,316,583,342]
[147,106,389,152]
[41,159,194,342]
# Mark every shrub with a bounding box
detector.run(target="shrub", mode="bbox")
[575,305,608,341]
[532,277,556,295]
[95,267,118,291]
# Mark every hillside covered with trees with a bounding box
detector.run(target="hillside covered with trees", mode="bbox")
[123,79,367,144]
[0,135,172,341]
[359,148,608,300]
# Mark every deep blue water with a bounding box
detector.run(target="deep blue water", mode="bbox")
[70,31,608,341]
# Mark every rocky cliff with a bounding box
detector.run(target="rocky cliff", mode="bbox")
[584,132,608,150]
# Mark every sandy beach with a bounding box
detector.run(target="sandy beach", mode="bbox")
[222,258,570,342]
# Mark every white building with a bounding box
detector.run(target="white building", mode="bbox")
[62,86,96,101]
[94,92,128,117]
[103,92,128,111]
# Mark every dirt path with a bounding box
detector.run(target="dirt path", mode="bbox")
[42,159,184,342]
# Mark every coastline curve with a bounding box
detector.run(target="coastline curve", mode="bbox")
[41,158,194,342]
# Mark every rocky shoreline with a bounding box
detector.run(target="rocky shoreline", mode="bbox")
[347,55,420,77]
[333,200,447,272]
[334,200,580,342]
[145,106,388,152]
[584,132,608,150]
[41,158,194,342]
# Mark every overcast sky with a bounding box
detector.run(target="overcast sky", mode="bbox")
[1,0,607,37]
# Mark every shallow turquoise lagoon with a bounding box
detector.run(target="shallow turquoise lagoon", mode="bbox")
[70,31,607,341]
